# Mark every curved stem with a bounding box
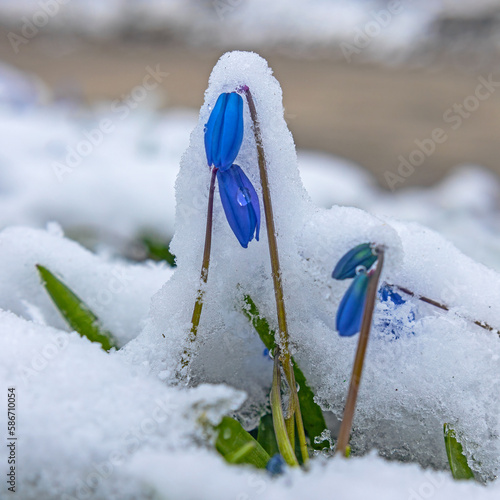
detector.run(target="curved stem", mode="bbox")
[336,249,385,456]
[181,167,217,369]
[243,86,309,466]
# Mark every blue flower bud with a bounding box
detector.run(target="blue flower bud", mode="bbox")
[332,243,378,280]
[217,164,260,248]
[336,272,370,337]
[204,92,244,171]
[266,454,286,476]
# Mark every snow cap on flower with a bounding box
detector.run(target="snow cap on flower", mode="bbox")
[336,271,369,337]
[332,243,378,280]
[204,92,244,171]
[217,164,260,248]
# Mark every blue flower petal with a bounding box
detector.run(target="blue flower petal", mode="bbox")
[204,92,244,170]
[336,272,370,337]
[332,243,378,280]
[266,454,286,476]
[220,93,244,170]
[217,164,260,248]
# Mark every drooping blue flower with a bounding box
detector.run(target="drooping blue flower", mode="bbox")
[336,272,370,337]
[217,164,260,248]
[204,92,244,171]
[332,243,378,280]
[266,454,286,476]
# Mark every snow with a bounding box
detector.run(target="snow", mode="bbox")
[0,309,244,499]
[0,101,194,244]
[1,1,498,60]
[0,51,499,497]
[0,225,173,345]
[129,50,500,480]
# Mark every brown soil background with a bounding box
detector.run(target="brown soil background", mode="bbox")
[1,32,499,189]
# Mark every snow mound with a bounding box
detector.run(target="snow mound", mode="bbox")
[126,51,500,479]
[0,225,173,345]
[0,309,244,499]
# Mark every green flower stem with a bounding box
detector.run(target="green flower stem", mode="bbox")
[335,248,385,457]
[181,166,217,369]
[271,348,299,467]
[244,87,309,466]
[389,284,497,335]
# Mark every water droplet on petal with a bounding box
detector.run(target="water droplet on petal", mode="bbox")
[355,265,366,275]
[237,187,251,206]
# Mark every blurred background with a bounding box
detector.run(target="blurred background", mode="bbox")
[1,0,500,267]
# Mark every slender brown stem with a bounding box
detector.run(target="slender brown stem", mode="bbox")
[336,249,385,456]
[243,87,309,465]
[389,284,498,335]
[181,167,217,369]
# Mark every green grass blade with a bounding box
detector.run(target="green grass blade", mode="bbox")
[444,423,475,480]
[243,295,329,450]
[257,413,279,456]
[141,235,176,267]
[36,264,118,351]
[215,416,270,468]
[242,295,274,349]
[293,363,330,449]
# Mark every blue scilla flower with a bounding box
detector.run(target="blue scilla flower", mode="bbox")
[266,454,286,476]
[204,92,244,171]
[217,164,260,248]
[332,243,378,280]
[336,271,370,337]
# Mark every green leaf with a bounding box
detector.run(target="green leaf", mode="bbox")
[141,235,176,267]
[36,264,118,352]
[444,423,474,480]
[243,295,329,450]
[242,295,274,350]
[215,416,270,468]
[294,364,330,450]
[257,413,279,456]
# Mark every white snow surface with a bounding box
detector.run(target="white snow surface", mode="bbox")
[0,225,173,345]
[1,51,500,497]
